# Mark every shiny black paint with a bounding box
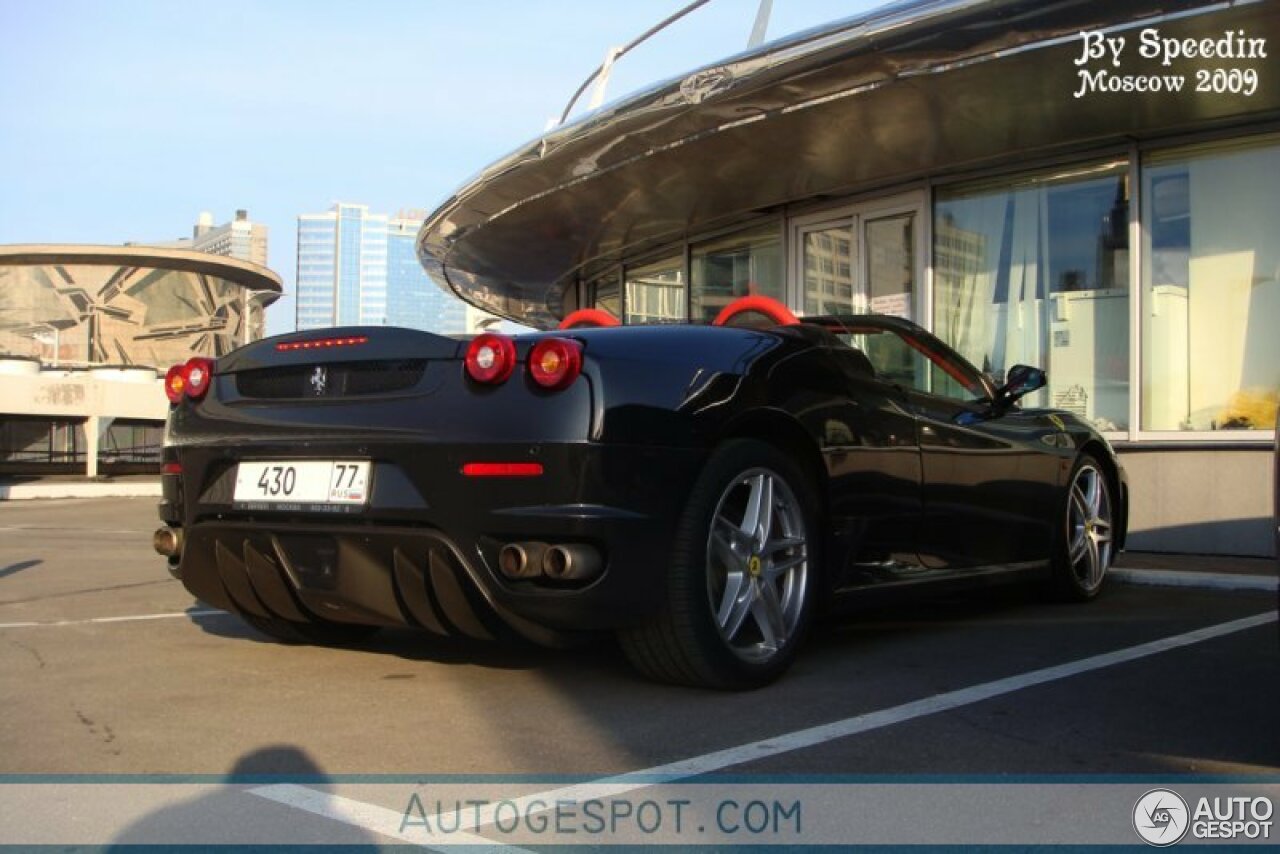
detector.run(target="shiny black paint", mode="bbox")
[160,319,1128,643]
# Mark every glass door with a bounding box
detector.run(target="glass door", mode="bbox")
[864,210,916,320]
[792,192,925,322]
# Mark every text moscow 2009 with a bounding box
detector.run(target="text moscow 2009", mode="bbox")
[1073,27,1266,99]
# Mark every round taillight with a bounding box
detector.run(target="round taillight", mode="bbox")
[184,358,214,400]
[528,338,582,391]
[164,364,186,403]
[465,333,516,384]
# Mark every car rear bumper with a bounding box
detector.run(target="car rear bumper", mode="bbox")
[162,441,706,641]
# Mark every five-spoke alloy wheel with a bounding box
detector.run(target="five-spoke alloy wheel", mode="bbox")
[620,439,819,689]
[1050,454,1115,600]
[707,468,809,663]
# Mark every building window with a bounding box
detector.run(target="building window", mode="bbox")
[690,222,783,323]
[933,161,1130,431]
[801,222,854,316]
[1141,136,1280,432]
[625,255,685,324]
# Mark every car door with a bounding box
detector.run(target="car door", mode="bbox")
[859,321,1062,570]
[819,345,927,586]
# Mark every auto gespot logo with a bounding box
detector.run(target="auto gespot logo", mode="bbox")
[1133,789,1274,845]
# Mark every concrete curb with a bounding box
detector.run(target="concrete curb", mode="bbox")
[1111,567,1278,593]
[0,482,161,500]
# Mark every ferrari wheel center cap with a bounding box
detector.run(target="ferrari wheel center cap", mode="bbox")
[747,555,762,577]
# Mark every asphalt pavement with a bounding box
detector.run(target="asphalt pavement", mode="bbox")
[0,496,1276,846]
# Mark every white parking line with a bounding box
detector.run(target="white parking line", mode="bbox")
[1111,567,1278,592]
[250,610,1276,848]
[0,609,225,629]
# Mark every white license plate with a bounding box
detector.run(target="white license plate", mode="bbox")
[233,461,371,505]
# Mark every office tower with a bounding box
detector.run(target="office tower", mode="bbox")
[295,203,387,331]
[296,203,468,334]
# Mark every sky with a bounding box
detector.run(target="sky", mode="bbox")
[0,0,884,336]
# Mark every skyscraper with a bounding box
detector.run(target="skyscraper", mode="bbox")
[295,203,468,334]
[386,210,467,334]
[295,203,386,330]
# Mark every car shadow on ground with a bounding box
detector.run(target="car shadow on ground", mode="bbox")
[183,581,1061,689]
[186,604,610,674]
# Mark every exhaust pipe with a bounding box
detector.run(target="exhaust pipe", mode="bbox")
[153,527,183,558]
[542,544,602,581]
[498,542,548,579]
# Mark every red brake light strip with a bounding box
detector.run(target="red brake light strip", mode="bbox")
[276,336,369,352]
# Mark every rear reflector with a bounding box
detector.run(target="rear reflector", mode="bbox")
[161,462,183,475]
[275,335,369,352]
[461,462,544,477]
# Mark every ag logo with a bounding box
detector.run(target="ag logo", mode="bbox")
[1134,789,1190,846]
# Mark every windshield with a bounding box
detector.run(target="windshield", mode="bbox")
[810,316,991,403]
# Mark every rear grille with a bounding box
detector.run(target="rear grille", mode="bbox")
[235,360,428,399]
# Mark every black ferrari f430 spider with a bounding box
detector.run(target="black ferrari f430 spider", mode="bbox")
[155,298,1126,688]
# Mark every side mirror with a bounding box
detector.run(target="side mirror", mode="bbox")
[994,364,1046,409]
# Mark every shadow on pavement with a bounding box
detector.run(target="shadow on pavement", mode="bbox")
[108,745,379,849]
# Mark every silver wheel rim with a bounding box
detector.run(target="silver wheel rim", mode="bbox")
[1067,464,1113,593]
[705,467,809,663]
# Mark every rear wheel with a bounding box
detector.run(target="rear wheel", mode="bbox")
[620,439,819,689]
[1048,454,1115,601]
[241,613,380,646]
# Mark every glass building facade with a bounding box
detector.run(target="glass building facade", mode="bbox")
[296,203,387,330]
[387,218,467,334]
[586,131,1280,439]
[297,204,468,334]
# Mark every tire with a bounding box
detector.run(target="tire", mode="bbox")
[619,439,820,689]
[241,612,380,646]
[1047,453,1116,601]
